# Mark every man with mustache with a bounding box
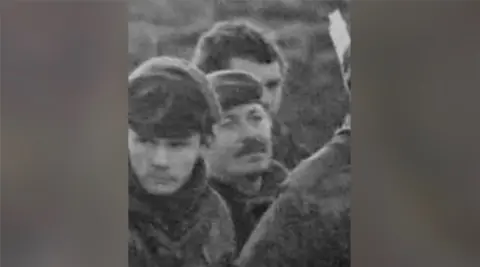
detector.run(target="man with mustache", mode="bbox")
[128,56,236,267]
[234,41,352,267]
[234,121,351,267]
[192,19,311,169]
[204,70,289,253]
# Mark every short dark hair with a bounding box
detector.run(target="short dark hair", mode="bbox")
[192,19,287,75]
[128,56,220,141]
[207,70,265,112]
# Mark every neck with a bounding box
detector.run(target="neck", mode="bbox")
[208,164,265,196]
[129,159,208,213]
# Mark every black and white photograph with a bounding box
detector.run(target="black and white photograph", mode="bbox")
[128,0,351,266]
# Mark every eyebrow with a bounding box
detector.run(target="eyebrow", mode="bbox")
[264,78,281,88]
[167,138,191,144]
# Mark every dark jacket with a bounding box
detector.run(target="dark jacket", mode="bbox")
[271,118,311,169]
[235,124,351,267]
[128,160,236,267]
[209,160,289,253]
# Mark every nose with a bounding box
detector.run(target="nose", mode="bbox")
[151,147,169,168]
[261,91,272,107]
[238,120,259,139]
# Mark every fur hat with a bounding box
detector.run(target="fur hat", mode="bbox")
[128,56,221,138]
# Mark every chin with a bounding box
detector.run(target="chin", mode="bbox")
[147,184,179,195]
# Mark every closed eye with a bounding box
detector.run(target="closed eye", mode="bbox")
[251,114,263,122]
[264,79,281,90]
[248,109,265,123]
[219,116,236,128]
[167,140,189,148]
[136,136,154,144]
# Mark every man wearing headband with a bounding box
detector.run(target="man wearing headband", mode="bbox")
[128,56,235,267]
[204,70,289,253]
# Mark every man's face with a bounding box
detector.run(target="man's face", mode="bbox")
[128,129,203,195]
[230,58,283,114]
[207,103,273,176]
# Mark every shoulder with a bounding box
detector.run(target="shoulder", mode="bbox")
[283,129,351,191]
[202,186,237,264]
[270,159,289,176]
[201,186,235,238]
[203,185,230,213]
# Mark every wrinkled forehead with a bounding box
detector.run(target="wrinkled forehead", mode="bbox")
[229,58,282,83]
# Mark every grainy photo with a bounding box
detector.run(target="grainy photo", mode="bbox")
[128,1,351,266]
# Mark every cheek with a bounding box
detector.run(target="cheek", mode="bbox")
[274,87,282,100]
[128,144,151,173]
[261,91,274,103]
[213,130,240,148]
[129,142,147,156]
[263,87,281,98]
[128,136,150,160]
[259,121,273,139]
[170,148,200,173]
[208,137,237,164]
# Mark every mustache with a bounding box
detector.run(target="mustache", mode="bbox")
[234,137,269,158]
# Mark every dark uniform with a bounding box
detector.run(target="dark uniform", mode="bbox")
[205,70,290,253]
[235,122,351,267]
[209,160,288,253]
[128,57,236,267]
[271,118,311,169]
[128,160,236,267]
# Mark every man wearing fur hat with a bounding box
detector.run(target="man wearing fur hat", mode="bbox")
[204,70,289,253]
[128,56,236,267]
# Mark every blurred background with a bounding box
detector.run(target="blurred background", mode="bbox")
[128,0,351,152]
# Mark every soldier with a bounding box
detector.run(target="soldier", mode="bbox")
[204,70,289,253]
[234,39,352,266]
[235,120,351,267]
[128,56,236,267]
[192,19,311,169]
